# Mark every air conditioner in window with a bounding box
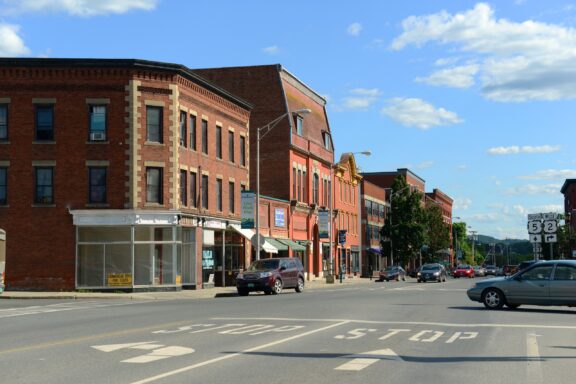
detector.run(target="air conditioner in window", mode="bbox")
[90,132,106,141]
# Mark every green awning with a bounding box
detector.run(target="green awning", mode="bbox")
[277,239,306,251]
[296,240,310,246]
[265,237,289,251]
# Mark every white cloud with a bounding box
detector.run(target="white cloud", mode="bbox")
[453,197,472,210]
[381,97,463,129]
[468,212,500,222]
[457,164,467,171]
[0,23,30,56]
[504,184,561,195]
[0,0,157,16]
[487,145,561,155]
[262,45,280,55]
[347,22,362,36]
[416,160,434,169]
[519,169,576,180]
[416,63,479,88]
[391,3,576,102]
[341,88,381,110]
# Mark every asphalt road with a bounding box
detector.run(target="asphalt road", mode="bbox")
[1,278,575,384]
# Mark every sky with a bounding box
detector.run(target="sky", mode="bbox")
[0,0,574,240]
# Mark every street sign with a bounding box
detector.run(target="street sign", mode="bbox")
[543,212,558,220]
[528,213,542,221]
[338,230,347,245]
[529,234,542,243]
[543,220,557,234]
[528,220,542,234]
[533,243,542,252]
[544,234,557,243]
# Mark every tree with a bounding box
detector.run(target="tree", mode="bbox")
[423,203,451,263]
[557,216,576,259]
[380,176,426,267]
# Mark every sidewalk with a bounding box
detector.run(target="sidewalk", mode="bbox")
[0,276,376,300]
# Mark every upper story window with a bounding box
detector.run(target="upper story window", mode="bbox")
[228,131,234,163]
[216,178,223,212]
[88,167,107,204]
[0,167,6,205]
[295,116,303,136]
[190,171,197,208]
[179,111,187,147]
[292,168,297,200]
[146,106,163,143]
[35,105,54,141]
[201,174,209,209]
[190,115,197,151]
[89,105,107,141]
[216,126,222,159]
[313,174,319,205]
[302,170,307,203]
[0,104,8,141]
[323,131,332,150]
[229,181,235,214]
[201,119,208,154]
[240,136,246,167]
[35,167,54,204]
[146,167,163,204]
[180,170,187,206]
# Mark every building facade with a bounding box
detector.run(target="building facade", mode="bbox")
[195,65,335,280]
[360,179,387,276]
[561,179,576,258]
[425,188,454,266]
[0,58,251,291]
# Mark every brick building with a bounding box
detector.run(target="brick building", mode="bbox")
[0,58,251,291]
[425,188,454,265]
[360,179,387,276]
[561,179,576,258]
[195,65,334,280]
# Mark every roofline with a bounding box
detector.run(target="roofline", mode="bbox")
[0,57,253,110]
[561,179,576,194]
[361,168,426,185]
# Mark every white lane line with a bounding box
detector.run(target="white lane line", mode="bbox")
[130,320,351,384]
[335,349,403,371]
[526,333,543,384]
[213,317,576,330]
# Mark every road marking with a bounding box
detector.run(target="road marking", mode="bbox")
[130,320,351,384]
[92,342,195,364]
[409,330,444,343]
[0,301,142,319]
[526,333,543,384]
[335,349,403,371]
[334,328,378,340]
[445,332,478,343]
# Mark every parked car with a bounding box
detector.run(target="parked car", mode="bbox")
[467,260,576,309]
[453,264,475,278]
[236,257,305,296]
[417,263,447,283]
[378,266,406,282]
[484,265,497,275]
[473,266,486,277]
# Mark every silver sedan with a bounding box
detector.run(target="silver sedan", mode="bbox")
[467,260,576,309]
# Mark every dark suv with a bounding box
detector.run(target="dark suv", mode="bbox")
[236,257,305,296]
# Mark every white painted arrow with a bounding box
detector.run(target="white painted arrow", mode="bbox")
[92,342,159,353]
[92,342,195,364]
[335,349,403,371]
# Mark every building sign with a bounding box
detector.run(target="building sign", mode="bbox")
[274,208,286,227]
[338,230,347,245]
[107,273,132,286]
[318,209,329,238]
[241,190,255,229]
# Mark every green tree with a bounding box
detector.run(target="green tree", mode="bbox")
[423,203,451,263]
[380,176,426,267]
[558,217,576,259]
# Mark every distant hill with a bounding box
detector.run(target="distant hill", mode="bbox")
[475,234,533,260]
[476,235,527,245]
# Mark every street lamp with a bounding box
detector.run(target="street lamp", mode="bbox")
[387,184,411,266]
[255,108,311,260]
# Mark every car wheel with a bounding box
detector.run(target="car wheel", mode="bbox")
[271,279,283,295]
[506,303,520,309]
[295,278,304,293]
[482,288,505,309]
[237,289,249,296]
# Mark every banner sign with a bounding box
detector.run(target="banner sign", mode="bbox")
[338,230,347,245]
[241,190,255,229]
[274,208,286,227]
[318,209,329,238]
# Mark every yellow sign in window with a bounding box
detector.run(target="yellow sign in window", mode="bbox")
[107,273,133,287]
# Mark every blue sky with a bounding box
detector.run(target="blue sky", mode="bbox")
[1,0,574,240]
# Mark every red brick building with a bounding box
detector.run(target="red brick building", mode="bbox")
[561,179,576,258]
[0,58,251,291]
[425,188,454,265]
[360,180,387,276]
[195,65,334,280]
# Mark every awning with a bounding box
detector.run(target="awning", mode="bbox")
[229,225,278,253]
[368,248,382,254]
[296,240,310,246]
[277,239,306,251]
[264,237,289,251]
[228,224,255,240]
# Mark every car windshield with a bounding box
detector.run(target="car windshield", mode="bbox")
[421,264,440,271]
[458,264,470,269]
[384,267,397,272]
[247,259,279,271]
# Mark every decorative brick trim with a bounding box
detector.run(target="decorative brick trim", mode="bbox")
[0,98,11,103]
[125,79,142,208]
[32,98,56,104]
[144,100,165,107]
[85,98,110,104]
[169,83,179,209]
[85,160,110,167]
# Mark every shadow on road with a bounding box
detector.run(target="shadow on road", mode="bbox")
[449,306,576,315]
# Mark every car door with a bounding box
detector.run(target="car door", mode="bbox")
[549,264,576,306]
[279,259,294,287]
[505,265,553,304]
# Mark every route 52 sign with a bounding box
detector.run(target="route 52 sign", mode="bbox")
[528,220,542,234]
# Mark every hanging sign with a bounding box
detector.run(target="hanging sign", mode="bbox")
[241,190,255,229]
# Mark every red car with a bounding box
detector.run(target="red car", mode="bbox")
[453,264,475,278]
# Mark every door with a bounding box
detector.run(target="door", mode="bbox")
[549,264,576,306]
[506,264,553,304]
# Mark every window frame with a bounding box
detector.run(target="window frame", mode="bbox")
[229,181,235,214]
[216,178,223,212]
[216,125,222,159]
[146,167,163,204]
[0,167,7,205]
[201,119,208,154]
[190,171,197,208]
[240,135,246,166]
[190,115,197,151]
[88,104,107,140]
[180,170,187,206]
[88,166,107,204]
[34,166,54,204]
[201,174,209,209]
[0,104,8,141]
[35,104,54,141]
[146,106,163,143]
[228,130,234,163]
[295,115,303,136]
[179,111,187,147]
[313,173,319,205]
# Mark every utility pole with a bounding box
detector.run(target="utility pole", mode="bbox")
[469,230,477,263]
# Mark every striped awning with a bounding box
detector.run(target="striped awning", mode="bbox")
[277,239,306,251]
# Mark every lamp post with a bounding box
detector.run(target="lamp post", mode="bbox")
[453,216,461,267]
[468,227,477,264]
[255,108,311,260]
[387,184,411,266]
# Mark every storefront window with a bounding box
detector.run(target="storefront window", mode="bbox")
[181,228,196,285]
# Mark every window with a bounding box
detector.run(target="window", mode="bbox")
[190,171,197,208]
[0,167,6,204]
[323,179,328,206]
[522,265,553,281]
[36,105,54,141]
[146,106,162,143]
[190,115,197,151]
[146,167,163,204]
[89,105,106,140]
[313,174,319,205]
[323,132,331,150]
[297,169,302,201]
[201,119,208,154]
[35,167,54,204]
[229,181,235,213]
[216,126,222,159]
[0,104,8,141]
[292,168,297,199]
[180,170,187,206]
[201,175,209,209]
[240,136,246,166]
[179,111,187,147]
[302,170,307,203]
[88,167,107,204]
[216,179,223,211]
[553,265,576,280]
[228,131,234,163]
[295,116,303,135]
